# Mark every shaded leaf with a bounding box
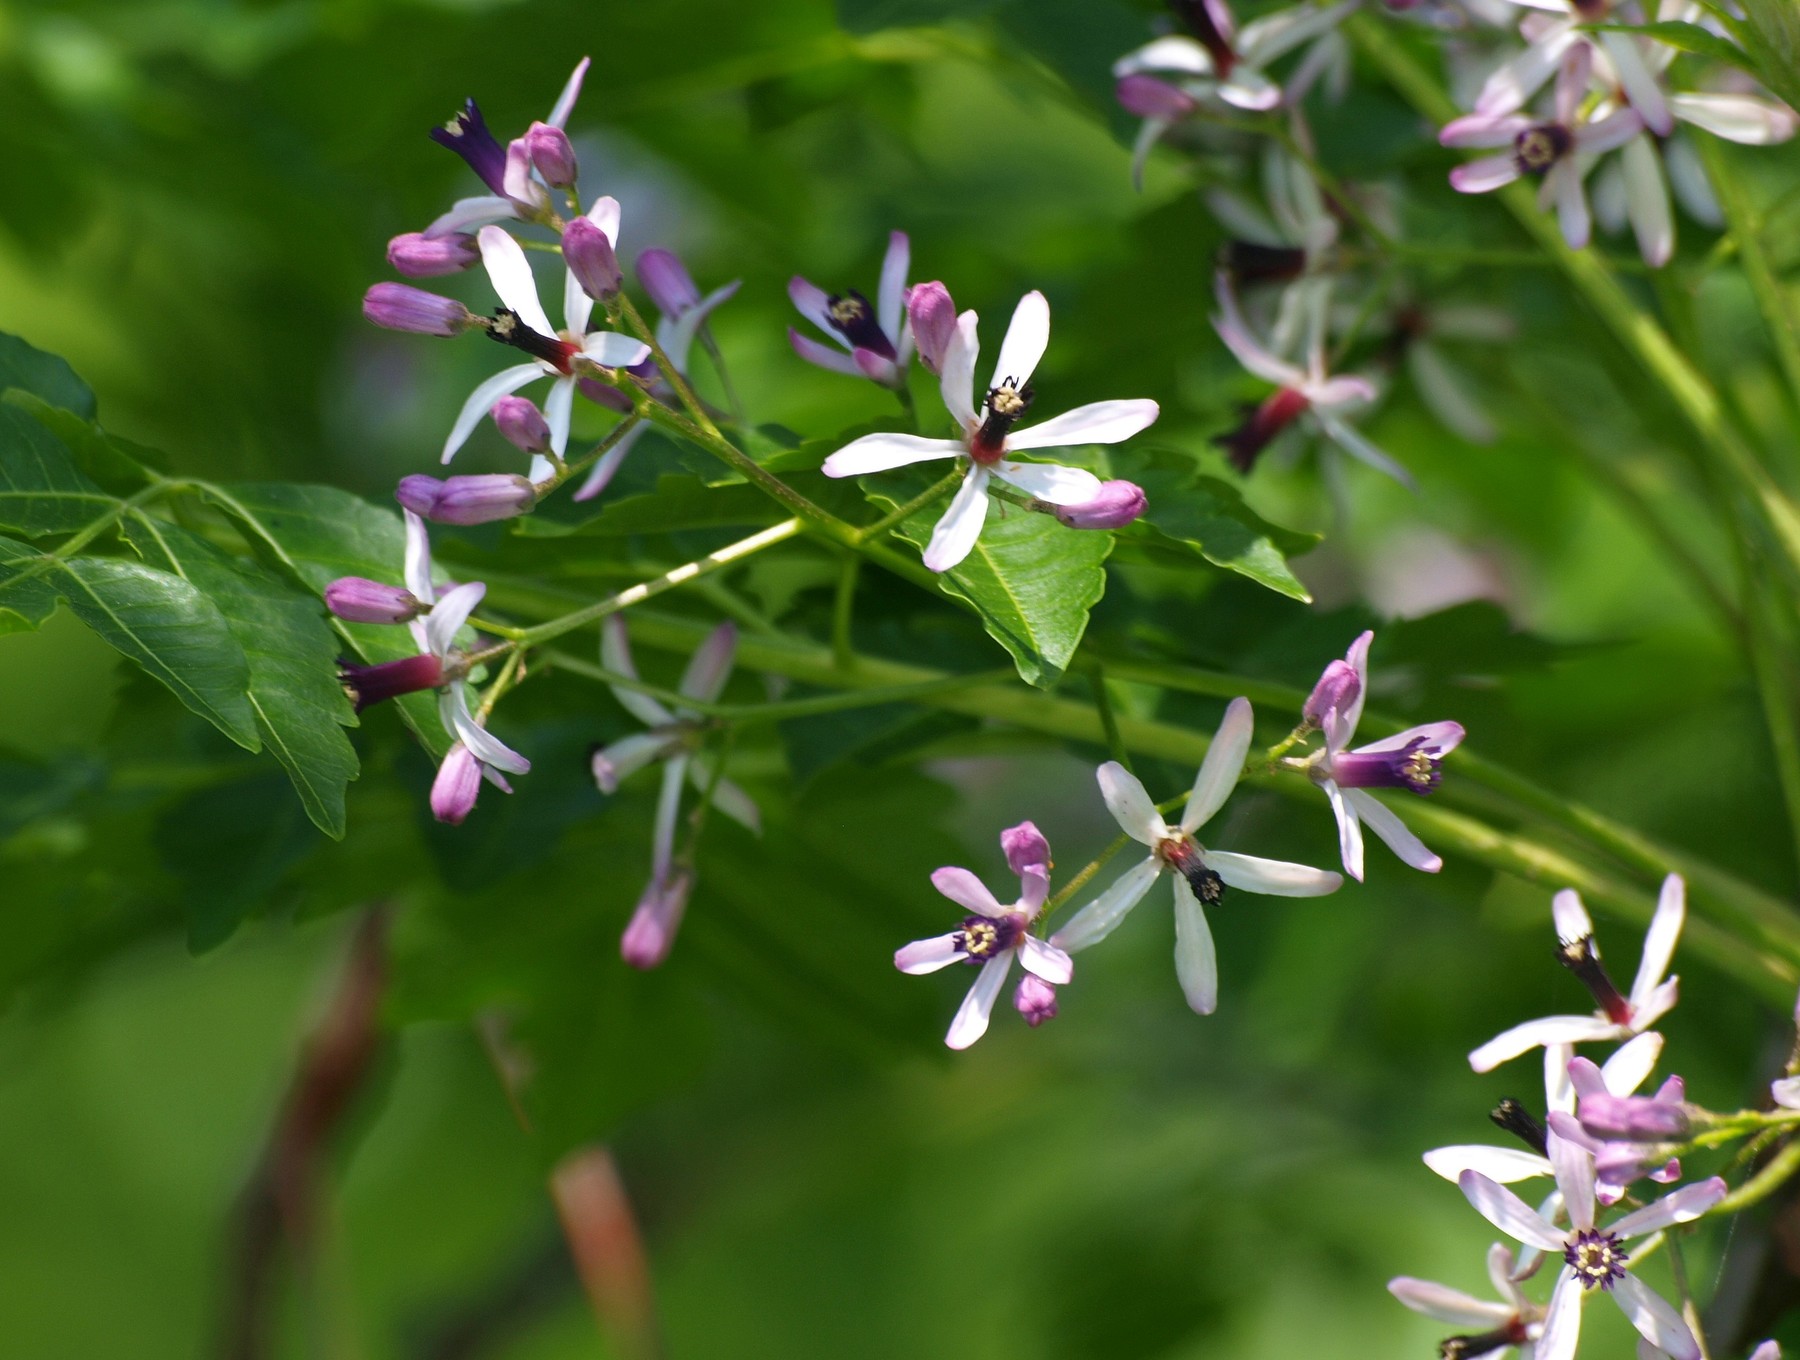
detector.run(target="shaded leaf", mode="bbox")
[1126,451,1317,602]
[0,331,95,419]
[0,405,117,539]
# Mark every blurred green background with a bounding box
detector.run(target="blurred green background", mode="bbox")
[2,0,1797,1355]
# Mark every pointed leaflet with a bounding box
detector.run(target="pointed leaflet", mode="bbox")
[0,533,259,748]
[124,518,359,839]
[0,404,119,538]
[1123,450,1317,601]
[862,469,1112,687]
[0,331,95,418]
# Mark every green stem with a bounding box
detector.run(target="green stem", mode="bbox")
[1698,137,1800,419]
[616,292,721,440]
[697,328,747,430]
[854,468,964,544]
[832,553,860,671]
[1711,1134,1800,1214]
[1041,832,1131,921]
[1088,663,1133,773]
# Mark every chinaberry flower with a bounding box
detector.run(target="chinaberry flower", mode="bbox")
[387,232,479,278]
[895,820,1072,1049]
[1047,480,1148,530]
[638,247,741,374]
[397,473,538,525]
[1051,698,1343,1014]
[1206,145,1340,360]
[789,231,915,389]
[592,617,760,968]
[1389,1243,1544,1360]
[1469,875,1685,1073]
[491,395,551,454]
[1458,1137,1724,1360]
[822,291,1160,573]
[363,283,477,337]
[1295,630,1465,881]
[1548,1056,1685,1201]
[1113,0,1358,121]
[907,282,957,375]
[443,211,646,478]
[1211,273,1409,484]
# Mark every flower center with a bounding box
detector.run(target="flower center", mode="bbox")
[971,379,1035,462]
[1564,1228,1629,1291]
[1330,738,1444,795]
[1557,935,1634,1025]
[953,913,1026,962]
[824,289,896,361]
[488,308,582,374]
[1437,1320,1532,1360]
[1513,124,1573,175]
[1488,1097,1548,1156]
[1155,835,1225,905]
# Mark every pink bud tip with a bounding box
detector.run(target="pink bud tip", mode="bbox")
[636,248,700,317]
[1303,659,1360,728]
[563,216,622,301]
[430,743,483,824]
[491,396,551,454]
[620,870,694,969]
[397,474,538,525]
[324,576,424,625]
[386,232,479,278]
[1052,481,1147,530]
[905,281,957,376]
[363,282,474,337]
[1014,974,1059,1027]
[1001,821,1052,877]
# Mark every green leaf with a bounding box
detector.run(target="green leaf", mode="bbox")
[0,534,260,749]
[0,405,118,539]
[0,331,95,419]
[123,518,359,838]
[513,475,785,538]
[1126,451,1318,602]
[4,392,164,492]
[864,468,1112,687]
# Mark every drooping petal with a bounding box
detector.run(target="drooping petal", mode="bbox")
[546,57,591,129]
[1172,874,1219,1015]
[1218,69,1281,111]
[1535,1270,1584,1360]
[1457,1171,1567,1251]
[601,616,677,727]
[1422,1144,1553,1184]
[1005,399,1162,451]
[1407,341,1498,444]
[877,230,910,344]
[1599,1031,1664,1096]
[1019,935,1074,985]
[1670,92,1800,145]
[1131,117,1172,193]
[1620,134,1674,268]
[1322,780,1365,882]
[1183,696,1253,834]
[922,467,990,573]
[946,953,1014,1050]
[1213,274,1305,386]
[402,508,434,604]
[941,311,980,430]
[822,433,963,478]
[1343,789,1443,872]
[1610,1274,1699,1360]
[1601,32,1672,137]
[658,280,741,372]
[543,374,574,459]
[991,290,1051,391]
[650,754,688,883]
[1098,761,1166,844]
[1450,153,1525,195]
[1630,873,1685,1012]
[572,420,648,502]
[931,866,1007,918]
[1112,35,1213,78]
[591,730,670,793]
[424,580,486,657]
[1317,414,1416,488]
[895,932,965,974]
[678,622,738,705]
[425,195,521,238]
[1469,1015,1625,1073]
[477,226,554,336]
[1608,1177,1726,1240]
[442,363,545,463]
[441,683,531,775]
[1387,1278,1512,1330]
[700,771,761,834]
[1207,851,1342,896]
[990,460,1104,506]
[1473,19,1578,118]
[1051,856,1161,952]
[790,327,864,376]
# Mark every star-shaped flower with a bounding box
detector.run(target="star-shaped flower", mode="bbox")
[789,231,915,389]
[1389,1243,1544,1360]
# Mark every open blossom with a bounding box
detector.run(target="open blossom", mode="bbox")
[1458,1136,1724,1360]
[1550,1055,1684,1201]
[789,231,914,389]
[1051,698,1342,1014]
[1470,875,1685,1072]
[1206,145,1339,361]
[331,510,529,819]
[442,212,647,479]
[1295,630,1465,881]
[895,821,1072,1049]
[822,291,1159,572]
[1211,273,1409,484]
[592,618,760,969]
[1474,3,1670,136]
[1389,1243,1544,1360]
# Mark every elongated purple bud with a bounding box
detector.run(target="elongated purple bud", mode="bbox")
[338,652,445,713]
[386,231,479,278]
[563,217,621,301]
[1001,820,1052,877]
[431,743,483,825]
[430,99,509,195]
[363,282,475,337]
[1304,659,1360,727]
[1014,974,1059,1027]
[491,395,551,454]
[1116,74,1198,120]
[525,121,578,187]
[906,282,957,376]
[397,473,538,525]
[325,576,425,625]
[1052,481,1147,530]
[637,248,699,316]
[621,869,694,969]
[1578,1089,1690,1141]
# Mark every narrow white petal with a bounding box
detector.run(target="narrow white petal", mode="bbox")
[1238,0,1355,65]
[1450,153,1525,195]
[1218,69,1281,111]
[564,260,596,337]
[424,195,519,238]
[1323,780,1365,882]
[1387,1278,1514,1329]
[877,230,910,342]
[788,276,837,337]
[442,683,531,775]
[946,953,1013,1049]
[1004,399,1161,451]
[442,364,544,463]
[1630,874,1685,1011]
[791,328,864,375]
[1457,1171,1567,1251]
[1422,1144,1553,1184]
[678,621,738,705]
[1051,857,1162,952]
[941,311,980,430]
[1098,761,1165,844]
[931,866,1006,918]
[650,754,687,883]
[584,194,621,243]
[591,731,668,793]
[477,225,554,336]
[1183,697,1252,833]
[1131,117,1170,194]
[601,616,677,727]
[1609,1177,1726,1240]
[582,331,650,366]
[1670,92,1800,145]
[1352,721,1466,756]
[1602,33,1673,137]
[403,508,433,603]
[1621,135,1674,268]
[425,580,485,657]
[1019,935,1074,985]
[1207,851,1342,896]
[1552,888,1594,943]
[1213,274,1305,386]
[1550,1129,1595,1231]
[990,460,1104,506]
[1172,874,1219,1015]
[1474,21,1576,117]
[573,421,648,502]
[704,774,761,834]
[921,467,990,572]
[1610,1275,1699,1360]
[546,56,590,128]
[1600,1031,1664,1096]
[1343,789,1443,872]
[1113,35,1212,78]
[896,932,963,974]
[1536,1271,1584,1360]
[1469,1015,1623,1073]
[544,375,574,458]
[822,433,962,478]
[1407,342,1497,444]
[1317,415,1416,488]
[1341,630,1372,741]
[991,290,1051,390]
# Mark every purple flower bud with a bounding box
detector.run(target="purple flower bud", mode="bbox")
[1116,74,1198,120]
[491,396,551,454]
[524,120,578,187]
[621,869,694,969]
[906,282,957,376]
[637,248,700,316]
[338,652,445,713]
[397,474,539,526]
[363,282,475,337]
[1052,480,1147,530]
[1001,820,1052,878]
[1014,974,1059,1027]
[1578,1089,1691,1141]
[386,232,479,278]
[429,99,509,196]
[324,576,425,625]
[1304,659,1360,728]
[563,217,621,301]
[431,743,483,825]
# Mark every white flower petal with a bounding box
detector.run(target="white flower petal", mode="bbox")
[1610,1274,1699,1360]
[1097,761,1165,844]
[591,730,669,793]
[822,433,963,478]
[584,194,621,243]
[1670,92,1800,144]
[1317,414,1416,488]
[1772,1075,1800,1110]
[1387,1278,1513,1329]
[402,508,434,603]
[1323,780,1365,882]
[1219,69,1282,111]
[583,331,651,366]
[1207,851,1342,896]
[896,932,963,974]
[544,374,574,458]
[678,621,738,705]
[573,420,648,502]
[1341,630,1372,742]
[1552,888,1594,943]
[1213,274,1305,386]
[1172,874,1219,1014]
[442,683,531,775]
[477,225,554,336]
[1621,134,1674,268]
[992,290,1051,391]
[1020,935,1074,985]
[1600,1031,1664,1096]
[546,57,590,129]
[1536,1270,1584,1360]
[791,327,864,375]
[1131,117,1171,194]
[564,258,596,338]
[704,773,761,835]
[1422,1144,1553,1184]
[931,866,1006,918]
[442,364,545,464]
[425,580,485,657]
[1630,874,1685,1011]
[1550,1128,1595,1231]
[1183,697,1252,834]
[990,460,1104,506]
[1343,789,1443,872]
[424,195,520,238]
[1051,856,1161,952]
[1407,341,1497,444]
[788,276,838,339]
[1609,1177,1725,1240]
[1113,35,1213,78]
[1601,32,1673,137]
[941,311,980,430]
[1469,1015,1623,1073]
[946,953,1013,1049]
[601,617,677,727]
[1005,399,1161,451]
[1450,153,1525,194]
[1238,0,1355,65]
[877,230,910,343]
[1474,20,1577,117]
[922,467,990,572]
[1457,1171,1567,1251]
[650,754,688,883]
